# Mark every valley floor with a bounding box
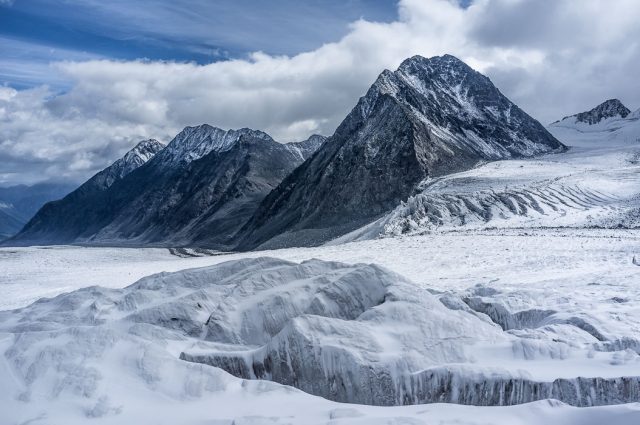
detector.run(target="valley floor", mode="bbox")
[2,228,640,312]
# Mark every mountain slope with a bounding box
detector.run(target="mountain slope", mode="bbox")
[7,139,165,244]
[285,134,327,161]
[88,130,308,247]
[90,139,165,190]
[0,204,25,239]
[549,99,640,142]
[235,54,565,250]
[8,127,317,248]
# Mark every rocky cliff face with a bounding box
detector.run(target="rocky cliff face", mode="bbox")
[235,55,565,250]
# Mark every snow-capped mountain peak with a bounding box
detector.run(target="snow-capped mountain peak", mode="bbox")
[92,139,165,190]
[122,139,165,166]
[235,54,564,250]
[557,99,631,126]
[361,54,564,160]
[157,125,273,166]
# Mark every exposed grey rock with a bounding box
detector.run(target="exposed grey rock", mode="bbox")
[236,55,565,250]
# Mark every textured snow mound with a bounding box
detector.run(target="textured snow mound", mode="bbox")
[2,257,639,415]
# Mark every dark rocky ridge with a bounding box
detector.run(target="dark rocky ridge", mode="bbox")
[235,54,566,250]
[7,128,323,247]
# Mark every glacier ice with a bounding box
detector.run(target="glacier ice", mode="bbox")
[2,257,637,412]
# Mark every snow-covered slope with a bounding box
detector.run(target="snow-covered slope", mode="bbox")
[550,100,640,143]
[336,100,640,242]
[285,134,327,161]
[554,99,631,126]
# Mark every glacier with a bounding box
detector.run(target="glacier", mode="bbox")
[1,256,640,425]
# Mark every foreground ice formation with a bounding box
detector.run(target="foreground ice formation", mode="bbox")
[2,257,639,421]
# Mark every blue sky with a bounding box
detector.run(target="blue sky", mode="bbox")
[0,0,402,89]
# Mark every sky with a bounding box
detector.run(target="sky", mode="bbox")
[0,0,638,186]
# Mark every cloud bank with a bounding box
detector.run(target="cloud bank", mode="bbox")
[1,0,639,185]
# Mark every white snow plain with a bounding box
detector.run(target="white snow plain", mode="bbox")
[1,118,640,424]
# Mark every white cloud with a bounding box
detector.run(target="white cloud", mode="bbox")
[2,0,640,185]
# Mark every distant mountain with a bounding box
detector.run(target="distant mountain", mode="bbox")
[234,54,566,250]
[554,99,631,126]
[0,204,25,240]
[8,127,322,247]
[548,100,640,144]
[0,183,75,239]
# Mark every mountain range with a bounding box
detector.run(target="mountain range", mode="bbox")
[8,129,325,247]
[235,55,565,249]
[6,54,568,248]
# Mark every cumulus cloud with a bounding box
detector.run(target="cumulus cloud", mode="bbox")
[2,0,640,185]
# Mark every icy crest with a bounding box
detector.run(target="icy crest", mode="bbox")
[285,134,327,161]
[91,139,165,189]
[157,125,272,166]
